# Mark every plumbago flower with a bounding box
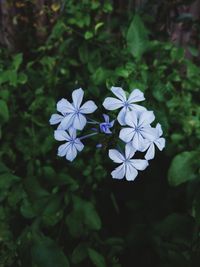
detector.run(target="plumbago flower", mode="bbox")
[54,128,84,161]
[50,88,97,130]
[109,144,149,181]
[103,86,146,125]
[50,86,166,181]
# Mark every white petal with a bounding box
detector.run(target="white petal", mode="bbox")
[74,139,84,152]
[154,137,165,151]
[140,127,157,141]
[60,113,74,130]
[156,123,163,136]
[117,107,128,125]
[49,114,64,125]
[66,144,77,161]
[138,111,155,126]
[58,142,70,157]
[128,89,145,103]
[132,132,145,151]
[125,163,138,181]
[72,88,84,109]
[103,97,123,110]
[145,143,155,160]
[73,113,87,130]
[57,98,74,114]
[54,130,70,141]
[111,164,125,179]
[129,103,147,111]
[68,127,77,139]
[125,143,136,159]
[131,159,149,171]
[119,128,135,143]
[80,100,97,114]
[109,149,124,163]
[124,110,138,127]
[111,86,127,101]
[103,114,109,123]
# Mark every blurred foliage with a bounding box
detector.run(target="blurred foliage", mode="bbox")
[0,0,200,267]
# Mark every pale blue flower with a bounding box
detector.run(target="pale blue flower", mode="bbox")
[109,144,149,181]
[99,114,114,134]
[144,123,166,160]
[50,88,97,130]
[119,110,157,151]
[54,128,84,161]
[103,87,146,125]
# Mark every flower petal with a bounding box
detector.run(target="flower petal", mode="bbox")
[66,144,77,161]
[49,114,64,125]
[80,100,97,114]
[109,149,124,163]
[57,98,74,114]
[145,143,155,160]
[72,88,84,109]
[111,164,125,179]
[128,89,145,103]
[140,127,157,141]
[68,127,77,139]
[117,107,128,125]
[154,137,165,151]
[125,163,138,181]
[138,111,155,126]
[103,114,110,123]
[103,97,123,110]
[124,110,138,127]
[73,113,87,130]
[119,127,135,143]
[125,143,136,159]
[54,130,70,141]
[58,142,70,157]
[129,103,147,112]
[131,159,149,170]
[132,132,145,151]
[156,123,163,136]
[60,113,74,130]
[111,86,127,101]
[74,139,84,152]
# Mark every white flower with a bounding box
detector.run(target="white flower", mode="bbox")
[144,123,166,160]
[109,144,149,181]
[119,110,157,151]
[54,128,84,161]
[50,88,97,130]
[103,86,146,125]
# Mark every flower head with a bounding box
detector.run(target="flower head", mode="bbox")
[99,114,114,134]
[119,110,157,151]
[50,88,97,130]
[143,123,166,160]
[54,128,84,161]
[103,87,146,125]
[109,144,149,181]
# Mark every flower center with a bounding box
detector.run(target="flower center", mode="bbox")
[124,101,130,108]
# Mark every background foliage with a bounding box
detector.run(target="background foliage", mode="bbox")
[0,0,200,266]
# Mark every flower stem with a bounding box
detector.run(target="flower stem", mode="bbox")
[79,132,98,140]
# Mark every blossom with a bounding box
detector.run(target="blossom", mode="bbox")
[99,114,114,134]
[50,88,97,130]
[143,123,166,160]
[119,110,157,151]
[103,86,146,125]
[54,128,84,161]
[109,144,149,181]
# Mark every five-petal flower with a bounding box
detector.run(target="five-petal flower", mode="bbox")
[103,86,146,125]
[54,128,84,161]
[143,123,166,160]
[119,110,157,151]
[50,88,97,131]
[109,144,149,181]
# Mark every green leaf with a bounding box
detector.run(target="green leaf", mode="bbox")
[31,235,70,267]
[126,14,149,59]
[84,31,93,40]
[12,53,23,70]
[71,243,88,264]
[168,151,199,186]
[0,99,9,123]
[88,248,106,267]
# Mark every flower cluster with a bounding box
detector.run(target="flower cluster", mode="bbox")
[50,86,165,181]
